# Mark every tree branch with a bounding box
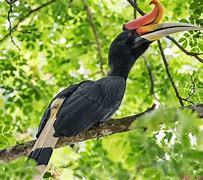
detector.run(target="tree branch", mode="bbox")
[157,40,184,107]
[5,0,18,5]
[181,74,197,104]
[127,0,145,15]
[143,55,156,98]
[166,36,203,63]
[7,2,20,50]
[0,104,156,162]
[1,104,203,162]
[133,0,137,19]
[82,0,105,76]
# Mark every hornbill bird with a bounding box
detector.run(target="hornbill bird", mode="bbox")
[28,0,201,178]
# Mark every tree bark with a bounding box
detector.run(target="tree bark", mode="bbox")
[0,104,202,162]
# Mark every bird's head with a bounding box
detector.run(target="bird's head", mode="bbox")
[108,0,201,79]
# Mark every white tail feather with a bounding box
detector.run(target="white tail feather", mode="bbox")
[29,98,65,180]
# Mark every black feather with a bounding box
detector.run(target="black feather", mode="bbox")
[36,81,89,137]
[53,76,125,137]
[29,148,53,165]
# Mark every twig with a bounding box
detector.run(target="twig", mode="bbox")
[127,0,145,15]
[26,0,56,15]
[7,3,20,50]
[81,0,105,76]
[5,0,18,5]
[133,0,137,19]
[157,40,184,107]
[0,0,57,44]
[143,55,156,98]
[166,36,203,63]
[187,75,196,100]
[181,98,193,104]
[182,74,197,104]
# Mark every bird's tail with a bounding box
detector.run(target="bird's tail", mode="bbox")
[28,98,65,180]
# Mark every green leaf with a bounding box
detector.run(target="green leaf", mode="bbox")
[43,172,52,179]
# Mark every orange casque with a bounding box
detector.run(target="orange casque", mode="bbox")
[124,0,164,35]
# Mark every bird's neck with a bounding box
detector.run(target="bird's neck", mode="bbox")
[107,64,133,80]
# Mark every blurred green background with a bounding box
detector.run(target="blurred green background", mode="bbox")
[0,0,203,179]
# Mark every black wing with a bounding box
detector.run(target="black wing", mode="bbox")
[53,76,126,137]
[36,81,90,137]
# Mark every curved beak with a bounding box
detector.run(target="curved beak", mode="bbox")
[124,0,202,41]
[139,23,202,41]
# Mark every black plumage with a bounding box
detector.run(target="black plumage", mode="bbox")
[53,76,125,136]
[36,81,86,137]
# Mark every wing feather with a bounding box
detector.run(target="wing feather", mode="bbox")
[53,94,105,136]
[36,81,92,137]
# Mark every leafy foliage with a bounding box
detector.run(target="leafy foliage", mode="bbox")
[179,0,203,52]
[0,0,202,179]
[0,158,36,180]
